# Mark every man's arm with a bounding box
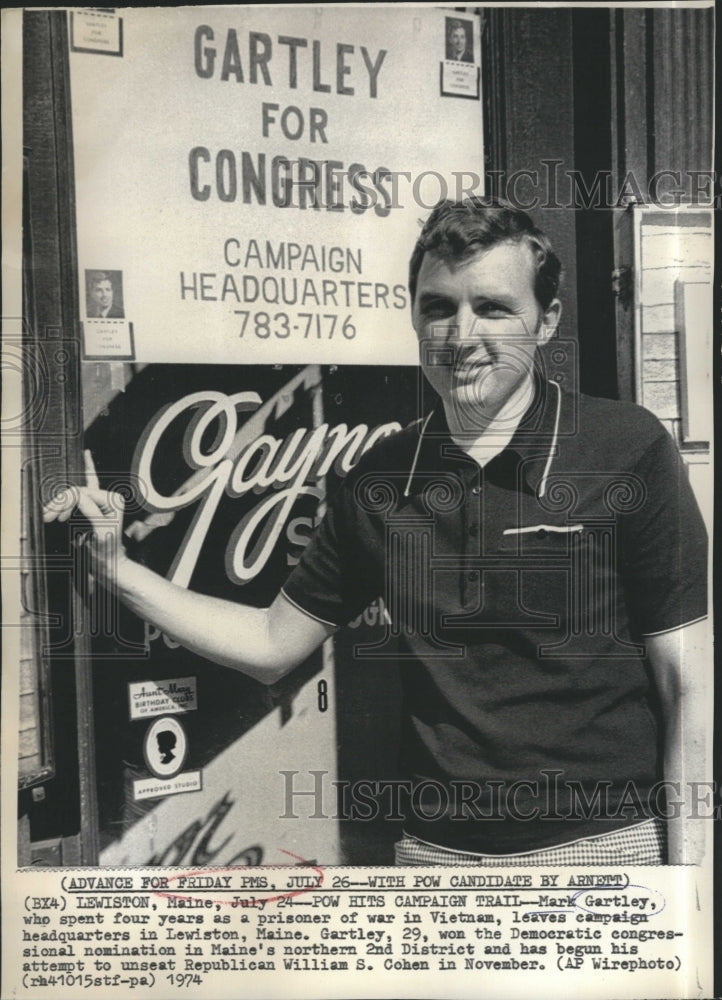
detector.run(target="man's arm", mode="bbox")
[44,483,335,686]
[645,618,710,864]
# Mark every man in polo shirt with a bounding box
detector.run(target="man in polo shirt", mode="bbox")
[47,198,708,865]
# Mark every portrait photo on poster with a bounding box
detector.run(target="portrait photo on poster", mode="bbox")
[445,16,475,63]
[84,268,125,319]
[441,14,479,97]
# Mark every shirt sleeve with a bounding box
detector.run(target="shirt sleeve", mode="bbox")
[619,426,708,636]
[281,474,379,628]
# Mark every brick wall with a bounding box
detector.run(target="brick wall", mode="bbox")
[637,209,713,447]
[636,207,712,530]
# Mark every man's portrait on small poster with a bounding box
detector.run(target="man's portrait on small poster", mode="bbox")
[445,17,474,63]
[85,268,125,319]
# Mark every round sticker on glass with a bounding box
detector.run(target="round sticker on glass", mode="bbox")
[143,716,188,779]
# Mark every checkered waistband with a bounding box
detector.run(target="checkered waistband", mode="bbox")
[394,818,666,866]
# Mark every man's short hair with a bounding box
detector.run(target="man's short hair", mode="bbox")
[408,197,562,310]
[89,270,112,289]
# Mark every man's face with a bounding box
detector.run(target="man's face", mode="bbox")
[451,27,466,56]
[90,279,113,311]
[412,241,561,431]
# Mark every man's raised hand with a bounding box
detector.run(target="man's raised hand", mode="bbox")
[42,449,128,585]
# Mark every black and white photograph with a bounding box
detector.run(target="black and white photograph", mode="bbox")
[84,269,125,319]
[444,16,474,63]
[1,4,717,999]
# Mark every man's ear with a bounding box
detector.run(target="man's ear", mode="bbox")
[537,299,562,344]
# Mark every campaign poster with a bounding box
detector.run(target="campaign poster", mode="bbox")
[69,6,484,366]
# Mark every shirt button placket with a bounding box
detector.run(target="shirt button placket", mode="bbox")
[463,482,482,606]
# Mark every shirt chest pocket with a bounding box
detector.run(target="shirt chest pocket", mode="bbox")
[502,522,585,551]
[497,523,589,622]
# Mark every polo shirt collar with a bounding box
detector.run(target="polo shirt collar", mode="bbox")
[404,376,563,499]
